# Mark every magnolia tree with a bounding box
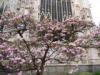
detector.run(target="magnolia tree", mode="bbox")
[0,11,95,75]
[91,26,100,47]
[79,25,100,48]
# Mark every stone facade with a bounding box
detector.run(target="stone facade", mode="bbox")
[72,0,92,21]
[0,0,92,21]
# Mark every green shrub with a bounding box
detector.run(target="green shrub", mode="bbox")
[78,72,93,75]
[94,72,100,75]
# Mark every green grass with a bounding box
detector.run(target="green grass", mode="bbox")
[76,72,100,75]
[94,72,100,75]
[78,72,93,75]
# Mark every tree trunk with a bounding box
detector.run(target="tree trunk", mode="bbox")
[36,70,40,75]
[36,68,44,75]
[36,44,49,75]
[36,63,45,75]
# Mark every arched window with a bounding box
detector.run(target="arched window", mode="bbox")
[40,0,72,22]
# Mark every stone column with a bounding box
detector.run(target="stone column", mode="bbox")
[88,48,99,65]
[33,0,40,22]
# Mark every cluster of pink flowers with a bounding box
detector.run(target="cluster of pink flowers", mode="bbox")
[35,19,93,44]
[0,40,34,72]
[60,45,85,62]
[92,26,100,46]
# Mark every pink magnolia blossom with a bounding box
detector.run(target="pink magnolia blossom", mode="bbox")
[0,11,95,74]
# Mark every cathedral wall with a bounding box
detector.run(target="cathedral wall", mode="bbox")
[72,0,92,20]
[0,0,92,21]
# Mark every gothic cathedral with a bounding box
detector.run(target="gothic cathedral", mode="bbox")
[0,0,92,21]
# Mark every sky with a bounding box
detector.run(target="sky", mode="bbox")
[89,0,100,25]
